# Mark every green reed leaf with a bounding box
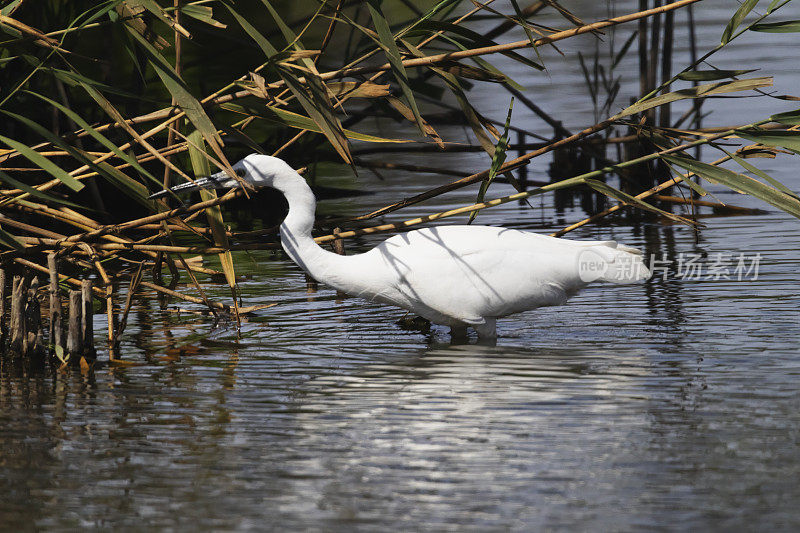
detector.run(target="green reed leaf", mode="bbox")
[722,0,760,44]
[469,98,513,224]
[662,153,800,218]
[0,134,83,191]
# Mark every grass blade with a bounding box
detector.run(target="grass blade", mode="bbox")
[222,103,408,143]
[468,98,513,224]
[187,131,237,291]
[722,0,760,44]
[0,225,23,249]
[662,153,800,218]
[24,90,160,186]
[227,3,353,165]
[0,169,84,208]
[367,0,425,136]
[720,147,798,197]
[125,26,227,164]
[677,69,758,81]
[614,77,773,120]
[736,128,800,151]
[582,178,696,225]
[0,134,83,191]
[750,19,800,32]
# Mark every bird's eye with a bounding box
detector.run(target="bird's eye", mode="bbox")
[235,168,246,177]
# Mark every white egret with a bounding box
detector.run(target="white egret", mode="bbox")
[151,154,650,339]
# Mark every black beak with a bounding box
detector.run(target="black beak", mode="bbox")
[148,176,220,200]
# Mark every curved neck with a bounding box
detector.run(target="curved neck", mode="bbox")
[275,172,349,286]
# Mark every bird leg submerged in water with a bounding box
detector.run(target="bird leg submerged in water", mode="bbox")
[150,154,651,340]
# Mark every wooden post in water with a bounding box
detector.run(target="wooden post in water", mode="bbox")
[10,276,25,354]
[47,254,63,355]
[81,279,95,359]
[67,290,82,358]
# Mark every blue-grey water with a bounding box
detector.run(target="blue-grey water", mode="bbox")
[2,1,800,530]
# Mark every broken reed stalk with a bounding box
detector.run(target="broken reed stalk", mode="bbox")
[25,277,42,358]
[81,279,95,359]
[13,255,249,315]
[0,269,5,339]
[67,290,81,357]
[48,253,63,354]
[2,199,222,275]
[10,276,24,354]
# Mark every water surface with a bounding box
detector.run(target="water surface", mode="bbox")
[2,1,800,530]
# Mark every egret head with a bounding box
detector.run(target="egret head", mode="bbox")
[148,154,297,199]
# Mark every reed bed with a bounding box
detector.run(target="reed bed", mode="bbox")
[0,0,798,364]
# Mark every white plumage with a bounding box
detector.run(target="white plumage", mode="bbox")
[152,154,651,339]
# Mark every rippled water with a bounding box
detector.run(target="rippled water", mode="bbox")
[2,1,800,530]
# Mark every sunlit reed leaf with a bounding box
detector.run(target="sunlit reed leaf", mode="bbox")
[0,134,83,191]
[179,4,226,28]
[226,3,353,165]
[114,1,170,50]
[750,19,800,32]
[402,39,495,154]
[385,97,443,147]
[76,80,191,182]
[324,81,390,99]
[433,33,522,89]
[721,0,760,44]
[469,98,513,224]
[367,0,426,136]
[614,77,773,120]
[662,153,800,218]
[135,0,190,38]
[720,147,798,197]
[125,26,226,159]
[582,179,694,224]
[258,1,354,167]
[0,169,84,208]
[0,0,23,16]
[677,69,758,81]
[221,103,408,143]
[736,128,800,151]
[769,108,800,124]
[187,130,237,291]
[24,90,160,187]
